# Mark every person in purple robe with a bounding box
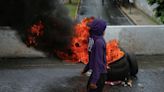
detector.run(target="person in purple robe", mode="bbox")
[81,19,107,92]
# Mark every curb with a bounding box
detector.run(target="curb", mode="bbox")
[0,58,84,69]
[118,6,136,25]
[74,0,81,20]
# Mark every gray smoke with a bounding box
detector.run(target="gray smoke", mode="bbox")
[0,0,74,56]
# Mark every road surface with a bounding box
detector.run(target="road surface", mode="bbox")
[77,0,133,25]
[0,55,164,92]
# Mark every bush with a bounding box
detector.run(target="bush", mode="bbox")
[147,0,164,23]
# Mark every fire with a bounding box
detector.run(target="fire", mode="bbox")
[57,17,124,64]
[26,18,124,64]
[106,40,124,64]
[70,17,93,64]
[56,17,93,64]
[26,21,44,46]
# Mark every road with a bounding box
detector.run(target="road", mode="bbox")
[77,0,133,25]
[0,56,164,92]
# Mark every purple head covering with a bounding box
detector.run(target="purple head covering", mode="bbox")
[88,19,107,36]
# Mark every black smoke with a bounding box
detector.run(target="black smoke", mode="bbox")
[0,0,74,56]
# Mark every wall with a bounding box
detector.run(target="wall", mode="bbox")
[0,28,45,58]
[104,26,164,55]
[0,26,164,57]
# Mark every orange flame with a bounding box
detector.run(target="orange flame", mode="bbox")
[106,40,124,64]
[57,17,124,64]
[55,17,93,64]
[26,18,124,64]
[70,17,93,64]
[26,21,44,46]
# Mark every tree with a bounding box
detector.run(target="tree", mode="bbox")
[147,0,164,23]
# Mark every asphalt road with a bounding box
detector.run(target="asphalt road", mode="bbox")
[0,55,164,92]
[77,0,133,25]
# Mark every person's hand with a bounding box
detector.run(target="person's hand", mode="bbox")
[89,83,97,89]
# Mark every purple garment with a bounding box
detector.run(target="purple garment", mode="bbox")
[88,19,107,36]
[83,18,107,84]
[84,35,107,84]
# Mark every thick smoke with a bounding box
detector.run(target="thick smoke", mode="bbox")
[0,0,74,56]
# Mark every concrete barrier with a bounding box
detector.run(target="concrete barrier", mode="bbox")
[0,26,164,57]
[0,28,45,58]
[105,25,164,55]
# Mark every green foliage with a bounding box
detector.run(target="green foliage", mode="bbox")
[68,0,79,4]
[147,0,164,23]
[65,4,77,18]
[65,0,80,19]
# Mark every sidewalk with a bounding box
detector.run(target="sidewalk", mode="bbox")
[120,6,158,25]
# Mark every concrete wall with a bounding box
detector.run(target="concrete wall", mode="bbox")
[104,26,164,55]
[0,26,164,57]
[0,28,45,58]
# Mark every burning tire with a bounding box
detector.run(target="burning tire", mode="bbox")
[126,53,138,76]
[106,52,138,81]
[107,55,129,81]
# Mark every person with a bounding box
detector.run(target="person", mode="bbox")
[81,19,107,92]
